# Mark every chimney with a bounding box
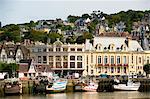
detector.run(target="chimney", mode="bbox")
[125,37,131,47]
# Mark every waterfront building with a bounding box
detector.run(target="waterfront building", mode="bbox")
[27,38,85,77]
[27,37,150,77]
[85,37,150,76]
[0,42,29,63]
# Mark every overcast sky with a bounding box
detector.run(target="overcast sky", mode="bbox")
[0,0,150,26]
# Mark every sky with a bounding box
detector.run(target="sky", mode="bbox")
[0,0,150,26]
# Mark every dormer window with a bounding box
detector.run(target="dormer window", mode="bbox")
[96,44,102,51]
[10,51,13,55]
[104,47,107,51]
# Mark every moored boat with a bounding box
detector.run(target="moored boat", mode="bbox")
[46,79,68,93]
[82,82,98,92]
[4,80,22,95]
[114,80,140,91]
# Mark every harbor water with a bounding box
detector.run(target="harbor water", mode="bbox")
[1,91,150,99]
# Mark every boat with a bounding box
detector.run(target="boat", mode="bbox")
[46,79,68,93]
[82,82,98,92]
[74,82,87,92]
[4,79,22,95]
[113,80,140,91]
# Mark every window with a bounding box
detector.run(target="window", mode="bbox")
[91,54,93,63]
[132,55,134,63]
[111,67,114,73]
[63,62,68,68]
[98,67,101,73]
[56,56,61,61]
[70,48,75,51]
[91,70,93,74]
[43,48,46,52]
[117,56,120,64]
[104,56,108,64]
[49,48,53,52]
[123,56,127,64]
[77,62,82,68]
[70,56,75,60]
[111,56,114,64]
[10,51,13,55]
[38,56,41,63]
[87,55,88,64]
[56,47,61,52]
[63,56,68,61]
[70,62,75,68]
[98,56,101,64]
[77,48,82,51]
[77,56,82,61]
[49,62,53,68]
[56,62,61,68]
[38,48,42,52]
[147,56,150,64]
[49,56,53,61]
[124,67,126,73]
[43,56,47,63]
[63,48,68,52]
[105,67,107,73]
[139,57,142,64]
[117,67,120,73]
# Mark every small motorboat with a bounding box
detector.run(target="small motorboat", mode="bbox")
[82,82,98,92]
[114,80,140,91]
[46,79,68,93]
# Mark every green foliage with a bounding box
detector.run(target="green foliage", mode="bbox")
[143,64,150,77]
[76,32,93,44]
[0,62,19,77]
[0,24,21,42]
[66,36,75,44]
[81,14,91,19]
[23,29,47,43]
[48,32,63,44]
[67,15,80,23]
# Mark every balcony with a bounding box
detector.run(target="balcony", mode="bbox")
[117,64,122,66]
[123,64,128,66]
[111,64,116,66]
[104,64,109,66]
[98,64,103,66]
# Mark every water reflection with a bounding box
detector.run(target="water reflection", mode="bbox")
[2,92,150,99]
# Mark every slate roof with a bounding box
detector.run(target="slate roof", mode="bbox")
[86,37,143,52]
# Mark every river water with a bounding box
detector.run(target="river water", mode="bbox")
[1,91,150,99]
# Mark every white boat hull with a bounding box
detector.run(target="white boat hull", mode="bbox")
[82,84,98,92]
[114,83,140,91]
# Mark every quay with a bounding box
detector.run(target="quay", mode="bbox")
[1,78,150,97]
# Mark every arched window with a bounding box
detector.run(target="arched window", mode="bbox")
[104,56,108,64]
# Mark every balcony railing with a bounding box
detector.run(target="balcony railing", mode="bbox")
[98,64,103,66]
[123,64,128,66]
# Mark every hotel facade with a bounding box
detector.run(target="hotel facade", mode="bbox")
[27,37,150,77]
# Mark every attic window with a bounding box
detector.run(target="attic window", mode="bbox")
[116,47,120,51]
[104,47,107,50]
[10,51,13,55]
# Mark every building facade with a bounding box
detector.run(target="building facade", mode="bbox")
[27,37,150,77]
[0,42,30,64]
[27,39,85,77]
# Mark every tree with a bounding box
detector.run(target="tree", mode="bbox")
[81,14,91,19]
[76,32,93,44]
[47,32,63,44]
[143,64,150,78]
[0,62,19,78]
[67,15,80,23]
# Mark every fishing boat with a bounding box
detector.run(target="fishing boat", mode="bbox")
[46,79,68,93]
[4,78,22,95]
[74,82,87,92]
[82,82,98,92]
[113,80,140,91]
